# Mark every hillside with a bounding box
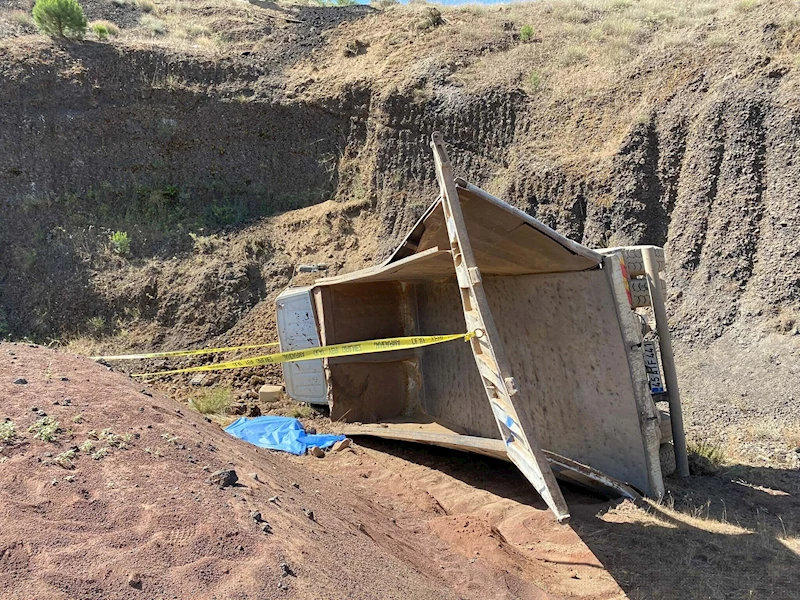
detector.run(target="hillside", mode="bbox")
[1,1,800,596]
[2,0,800,466]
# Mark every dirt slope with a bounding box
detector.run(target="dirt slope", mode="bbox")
[1,342,563,600]
[0,0,800,549]
[4,344,798,600]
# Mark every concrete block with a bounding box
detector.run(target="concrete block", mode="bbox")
[259,384,283,403]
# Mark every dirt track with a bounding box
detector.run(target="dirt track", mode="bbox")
[3,343,799,599]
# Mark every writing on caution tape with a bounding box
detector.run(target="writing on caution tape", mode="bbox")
[90,342,279,361]
[131,332,477,378]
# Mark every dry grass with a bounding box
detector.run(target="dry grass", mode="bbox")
[688,439,727,466]
[288,404,312,419]
[9,10,34,28]
[141,14,168,36]
[189,387,232,415]
[584,495,800,597]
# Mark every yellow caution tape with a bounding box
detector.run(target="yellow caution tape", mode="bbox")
[91,342,279,361]
[132,332,476,378]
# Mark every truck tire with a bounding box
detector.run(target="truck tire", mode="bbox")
[659,442,676,477]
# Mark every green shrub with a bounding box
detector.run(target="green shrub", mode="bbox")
[528,71,542,91]
[0,421,16,443]
[90,20,119,40]
[520,24,534,42]
[109,230,130,256]
[91,22,109,40]
[87,316,105,336]
[28,416,60,442]
[32,0,87,39]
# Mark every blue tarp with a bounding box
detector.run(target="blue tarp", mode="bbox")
[224,416,346,456]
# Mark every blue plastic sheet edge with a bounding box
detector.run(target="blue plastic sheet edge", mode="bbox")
[224,415,346,456]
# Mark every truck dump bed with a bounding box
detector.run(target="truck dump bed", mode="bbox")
[277,134,682,521]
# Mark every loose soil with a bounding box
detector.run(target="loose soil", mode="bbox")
[2,344,799,599]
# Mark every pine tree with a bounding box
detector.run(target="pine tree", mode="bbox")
[32,0,87,39]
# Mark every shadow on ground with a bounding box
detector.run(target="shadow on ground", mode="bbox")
[358,437,800,600]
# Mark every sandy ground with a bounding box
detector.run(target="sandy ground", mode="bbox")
[0,342,558,599]
[2,342,798,599]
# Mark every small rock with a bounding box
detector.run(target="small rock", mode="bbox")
[228,402,247,416]
[291,482,300,489]
[208,469,238,488]
[246,404,261,417]
[307,446,325,458]
[304,425,317,435]
[30,406,39,412]
[14,378,27,385]
[128,573,143,589]
[60,377,69,382]
[250,472,260,482]
[251,510,263,522]
[303,508,315,521]
[331,438,352,452]
[43,452,53,458]
[269,496,279,504]
[236,545,244,552]
[279,562,294,578]
[262,522,273,534]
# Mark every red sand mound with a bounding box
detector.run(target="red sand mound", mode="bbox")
[0,343,555,599]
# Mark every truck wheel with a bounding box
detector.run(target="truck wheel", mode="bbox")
[659,442,676,477]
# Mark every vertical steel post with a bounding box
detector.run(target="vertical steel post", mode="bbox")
[642,247,689,477]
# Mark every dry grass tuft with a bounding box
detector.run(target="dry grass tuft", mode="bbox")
[141,14,168,36]
[688,440,726,466]
[288,404,312,419]
[9,10,35,28]
[189,387,232,415]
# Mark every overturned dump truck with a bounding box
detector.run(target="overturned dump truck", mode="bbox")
[276,133,688,522]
